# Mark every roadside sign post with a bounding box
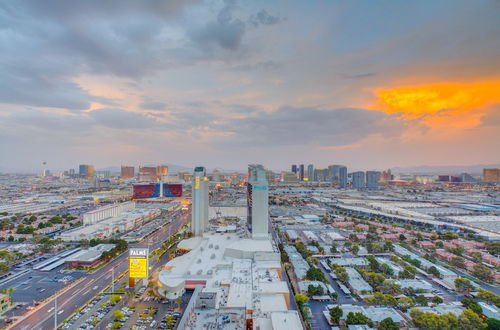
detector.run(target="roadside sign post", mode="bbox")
[128,248,149,288]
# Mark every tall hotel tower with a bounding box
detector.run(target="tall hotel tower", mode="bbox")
[247,165,269,239]
[191,166,209,236]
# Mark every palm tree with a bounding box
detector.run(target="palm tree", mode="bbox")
[175,297,183,310]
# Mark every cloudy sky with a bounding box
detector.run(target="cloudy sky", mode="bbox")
[0,0,499,172]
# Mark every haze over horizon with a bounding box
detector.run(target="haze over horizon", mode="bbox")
[1,0,499,171]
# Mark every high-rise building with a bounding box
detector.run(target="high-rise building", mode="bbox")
[461,173,478,183]
[247,165,269,239]
[95,170,110,178]
[381,169,393,181]
[438,175,450,182]
[352,171,365,189]
[366,171,380,189]
[265,170,275,184]
[299,164,305,181]
[191,167,209,236]
[307,164,314,181]
[314,168,329,181]
[484,168,500,181]
[339,166,347,188]
[280,171,299,183]
[139,166,157,180]
[79,164,95,180]
[157,165,169,177]
[121,166,135,179]
[291,164,297,174]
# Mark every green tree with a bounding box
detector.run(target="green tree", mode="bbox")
[113,309,124,321]
[305,267,326,282]
[110,295,122,304]
[308,284,324,296]
[295,293,309,306]
[428,266,441,278]
[397,296,415,311]
[431,296,443,305]
[383,241,394,252]
[415,295,428,306]
[0,262,9,274]
[470,251,483,263]
[399,265,417,279]
[454,277,474,293]
[335,267,349,284]
[346,312,372,326]
[175,297,183,310]
[486,318,500,330]
[165,314,175,329]
[472,264,493,282]
[459,309,487,329]
[380,280,401,295]
[451,256,466,268]
[329,306,343,325]
[477,289,500,307]
[351,244,360,255]
[410,309,458,330]
[111,321,121,329]
[363,272,387,291]
[461,298,483,315]
[378,317,399,330]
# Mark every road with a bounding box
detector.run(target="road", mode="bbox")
[10,210,189,330]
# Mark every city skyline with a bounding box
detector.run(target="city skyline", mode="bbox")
[1,1,499,171]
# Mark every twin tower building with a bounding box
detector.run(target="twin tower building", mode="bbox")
[191,165,269,239]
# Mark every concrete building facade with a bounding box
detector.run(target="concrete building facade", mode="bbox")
[191,166,209,236]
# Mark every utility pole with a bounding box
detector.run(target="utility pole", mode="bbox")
[54,293,57,330]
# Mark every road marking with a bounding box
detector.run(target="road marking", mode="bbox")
[47,307,54,313]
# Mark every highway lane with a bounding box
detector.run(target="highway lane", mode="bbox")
[11,211,189,330]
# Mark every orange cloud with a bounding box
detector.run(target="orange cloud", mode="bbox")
[372,81,500,130]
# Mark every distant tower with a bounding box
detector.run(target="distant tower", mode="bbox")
[299,164,305,181]
[247,165,269,239]
[366,171,380,189]
[307,164,314,181]
[339,166,347,188]
[191,167,209,236]
[352,171,365,189]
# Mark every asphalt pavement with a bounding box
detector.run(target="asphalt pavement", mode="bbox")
[9,211,189,330]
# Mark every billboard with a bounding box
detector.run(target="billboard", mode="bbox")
[133,184,160,199]
[129,258,147,278]
[163,183,183,197]
[133,183,183,199]
[129,248,149,279]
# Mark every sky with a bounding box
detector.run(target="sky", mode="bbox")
[0,0,499,172]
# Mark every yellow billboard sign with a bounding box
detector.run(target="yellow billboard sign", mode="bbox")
[129,258,148,278]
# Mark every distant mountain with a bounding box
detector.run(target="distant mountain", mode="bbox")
[392,164,500,175]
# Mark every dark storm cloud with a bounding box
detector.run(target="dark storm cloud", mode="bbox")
[211,106,406,147]
[0,0,275,110]
[140,101,167,111]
